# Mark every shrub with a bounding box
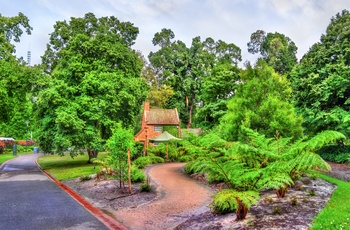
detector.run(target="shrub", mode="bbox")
[79,174,92,181]
[317,145,350,164]
[130,166,145,183]
[211,189,259,219]
[133,156,164,169]
[140,183,152,192]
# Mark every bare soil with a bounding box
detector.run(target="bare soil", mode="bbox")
[63,162,349,230]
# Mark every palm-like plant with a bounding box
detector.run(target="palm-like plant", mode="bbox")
[187,128,345,220]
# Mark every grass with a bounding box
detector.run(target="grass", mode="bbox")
[37,152,108,181]
[311,174,350,229]
[0,153,17,165]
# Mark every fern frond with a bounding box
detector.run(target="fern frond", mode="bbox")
[257,170,293,190]
[212,189,260,213]
[298,130,345,152]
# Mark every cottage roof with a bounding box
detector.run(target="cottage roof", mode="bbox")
[145,109,180,125]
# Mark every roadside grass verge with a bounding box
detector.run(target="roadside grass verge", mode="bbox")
[311,174,350,229]
[37,153,107,181]
[0,153,17,165]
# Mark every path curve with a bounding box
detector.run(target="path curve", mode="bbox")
[112,163,214,230]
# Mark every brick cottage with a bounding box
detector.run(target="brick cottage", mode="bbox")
[134,102,180,152]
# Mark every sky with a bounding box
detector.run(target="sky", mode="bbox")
[1,0,350,66]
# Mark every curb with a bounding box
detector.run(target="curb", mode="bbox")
[35,159,128,230]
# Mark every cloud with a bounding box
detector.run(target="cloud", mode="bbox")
[2,0,350,65]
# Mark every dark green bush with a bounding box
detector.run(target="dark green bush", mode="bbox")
[133,155,164,169]
[140,184,152,192]
[317,145,350,164]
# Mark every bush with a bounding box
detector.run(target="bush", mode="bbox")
[184,161,197,174]
[133,155,164,169]
[178,155,194,162]
[140,183,152,192]
[317,145,350,164]
[130,166,145,183]
[79,174,92,181]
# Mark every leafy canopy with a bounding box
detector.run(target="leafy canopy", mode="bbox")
[247,30,297,75]
[35,13,148,161]
[291,9,350,138]
[219,60,303,141]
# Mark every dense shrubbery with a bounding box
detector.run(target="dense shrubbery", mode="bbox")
[183,128,345,219]
[133,155,165,169]
[130,166,145,182]
[317,145,350,164]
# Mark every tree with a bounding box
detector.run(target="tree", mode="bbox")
[195,62,240,128]
[247,30,298,75]
[219,61,303,141]
[35,13,148,162]
[149,29,241,128]
[291,10,350,138]
[140,56,174,108]
[0,12,34,139]
[106,123,135,188]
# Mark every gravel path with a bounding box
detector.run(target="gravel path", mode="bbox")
[111,163,214,230]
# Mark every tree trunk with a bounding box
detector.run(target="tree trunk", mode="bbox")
[235,198,248,220]
[275,187,286,198]
[87,148,98,164]
[186,94,195,129]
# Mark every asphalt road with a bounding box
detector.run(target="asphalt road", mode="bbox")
[0,154,109,230]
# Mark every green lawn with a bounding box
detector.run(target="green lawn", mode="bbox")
[37,153,108,181]
[0,153,17,165]
[311,174,350,229]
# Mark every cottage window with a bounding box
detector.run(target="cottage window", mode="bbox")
[154,126,163,132]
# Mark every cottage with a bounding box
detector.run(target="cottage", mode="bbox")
[134,102,180,151]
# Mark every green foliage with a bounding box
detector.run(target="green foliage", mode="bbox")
[35,13,148,160]
[140,184,152,192]
[106,123,135,187]
[219,61,303,142]
[79,175,92,182]
[130,166,145,183]
[140,177,152,192]
[211,189,259,214]
[0,12,37,139]
[184,127,345,219]
[132,155,165,169]
[317,144,350,164]
[195,63,240,128]
[291,10,350,138]
[247,30,297,75]
[149,29,241,128]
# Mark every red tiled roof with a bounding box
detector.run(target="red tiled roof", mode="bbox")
[145,109,180,125]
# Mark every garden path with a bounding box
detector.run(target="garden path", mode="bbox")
[112,162,214,230]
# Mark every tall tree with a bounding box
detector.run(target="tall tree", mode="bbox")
[219,61,303,141]
[0,12,34,139]
[149,29,241,128]
[247,30,298,75]
[195,62,240,128]
[35,13,148,162]
[291,10,350,138]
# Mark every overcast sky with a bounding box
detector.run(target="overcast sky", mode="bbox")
[1,0,350,66]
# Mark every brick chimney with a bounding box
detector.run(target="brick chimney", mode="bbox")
[144,102,150,112]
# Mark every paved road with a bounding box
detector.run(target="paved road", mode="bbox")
[0,154,109,230]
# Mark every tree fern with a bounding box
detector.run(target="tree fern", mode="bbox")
[212,189,259,220]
